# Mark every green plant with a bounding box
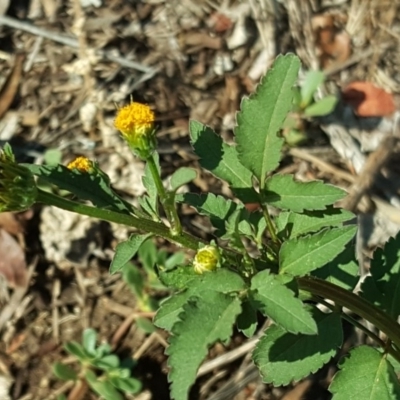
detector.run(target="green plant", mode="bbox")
[284,69,337,145]
[121,238,186,312]
[3,54,400,399]
[53,328,142,400]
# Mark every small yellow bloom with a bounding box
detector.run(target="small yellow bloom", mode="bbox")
[67,156,93,173]
[193,245,220,274]
[114,102,156,159]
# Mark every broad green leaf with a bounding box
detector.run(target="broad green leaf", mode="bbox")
[167,291,242,400]
[109,376,142,394]
[300,70,325,108]
[122,264,144,297]
[44,148,62,165]
[251,270,317,334]
[155,268,246,332]
[138,239,158,273]
[264,174,347,212]
[275,207,355,240]
[85,370,124,400]
[237,299,258,337]
[64,341,88,360]
[93,355,120,370]
[182,193,238,236]
[280,226,357,276]
[82,328,97,355]
[189,121,258,202]
[253,308,342,385]
[361,233,400,319]
[304,95,337,117]
[312,243,359,291]
[52,362,77,381]
[110,233,152,274]
[235,54,300,184]
[24,164,133,214]
[170,167,197,192]
[329,346,400,400]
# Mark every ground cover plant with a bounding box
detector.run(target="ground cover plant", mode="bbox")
[2,54,400,399]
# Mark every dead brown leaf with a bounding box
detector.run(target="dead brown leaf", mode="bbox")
[343,81,396,117]
[0,229,27,288]
[0,53,25,119]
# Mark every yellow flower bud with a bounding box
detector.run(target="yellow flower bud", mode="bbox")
[0,144,37,212]
[67,156,94,173]
[114,102,156,159]
[193,245,220,274]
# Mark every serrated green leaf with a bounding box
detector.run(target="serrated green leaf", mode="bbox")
[312,243,359,291]
[280,226,357,276]
[142,152,160,212]
[304,95,337,117]
[237,299,258,337]
[300,70,325,108]
[24,164,132,214]
[52,362,77,381]
[155,269,246,332]
[264,175,347,212]
[154,292,193,331]
[361,233,400,319]
[329,346,400,400]
[253,308,342,385]
[170,167,197,192]
[82,328,97,355]
[167,291,242,400]
[251,270,317,334]
[235,54,300,184]
[158,265,198,290]
[275,207,355,240]
[110,234,152,274]
[182,193,238,236]
[189,121,258,203]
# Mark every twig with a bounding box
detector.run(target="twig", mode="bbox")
[342,136,397,212]
[0,15,158,74]
[197,336,259,377]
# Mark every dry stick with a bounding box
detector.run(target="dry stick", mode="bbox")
[342,136,398,212]
[0,15,157,74]
[289,146,400,224]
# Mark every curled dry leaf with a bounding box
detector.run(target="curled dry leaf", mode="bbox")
[208,12,233,33]
[312,14,351,68]
[0,53,25,119]
[343,81,396,117]
[0,229,27,288]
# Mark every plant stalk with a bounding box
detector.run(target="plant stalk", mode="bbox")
[146,154,182,235]
[37,189,201,250]
[298,276,400,353]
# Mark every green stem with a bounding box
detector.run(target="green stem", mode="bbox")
[261,204,279,245]
[37,189,202,250]
[298,276,400,352]
[146,154,182,235]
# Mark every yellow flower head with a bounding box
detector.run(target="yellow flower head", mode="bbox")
[67,156,94,173]
[193,245,220,274]
[114,102,156,159]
